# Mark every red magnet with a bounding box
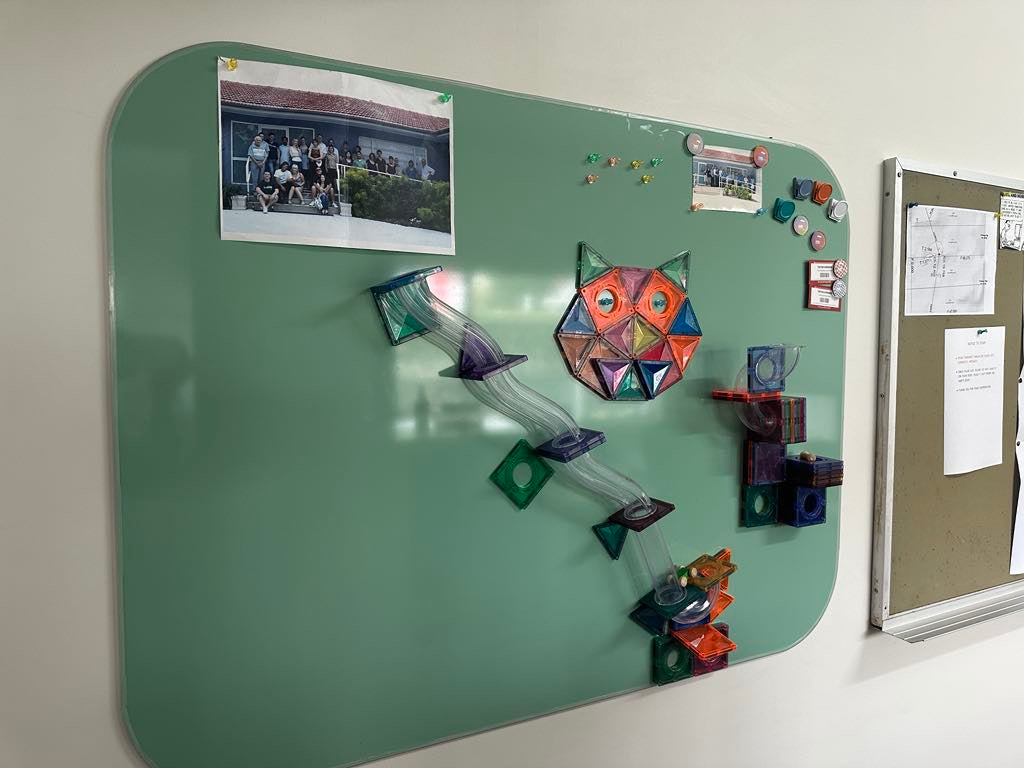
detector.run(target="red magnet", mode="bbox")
[812,181,833,205]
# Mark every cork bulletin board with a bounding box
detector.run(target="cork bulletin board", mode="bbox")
[873,158,1024,637]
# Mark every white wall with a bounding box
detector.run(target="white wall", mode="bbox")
[4,1,1024,766]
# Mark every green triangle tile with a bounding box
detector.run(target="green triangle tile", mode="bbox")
[396,312,427,341]
[657,251,690,292]
[616,366,648,401]
[592,520,628,559]
[577,241,614,287]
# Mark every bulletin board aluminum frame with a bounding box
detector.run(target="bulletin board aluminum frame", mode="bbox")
[872,157,1024,641]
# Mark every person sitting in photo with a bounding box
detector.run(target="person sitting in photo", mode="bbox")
[255,171,279,213]
[309,172,333,214]
[354,152,366,169]
[273,162,292,197]
[386,156,398,175]
[288,164,305,203]
[420,157,435,181]
[247,133,269,188]
[404,159,418,179]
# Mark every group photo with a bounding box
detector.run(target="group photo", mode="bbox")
[219,59,455,255]
[690,145,762,214]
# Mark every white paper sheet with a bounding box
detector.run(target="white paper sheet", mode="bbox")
[999,192,1024,250]
[944,326,1004,475]
[1010,323,1024,574]
[905,205,997,316]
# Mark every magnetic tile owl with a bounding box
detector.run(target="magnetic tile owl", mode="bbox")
[555,242,702,400]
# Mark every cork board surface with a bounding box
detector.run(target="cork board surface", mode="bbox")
[890,170,1024,614]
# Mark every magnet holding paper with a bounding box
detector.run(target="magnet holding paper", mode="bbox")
[754,208,766,217]
[827,198,849,222]
[773,198,796,223]
[792,178,814,200]
[831,278,848,299]
[792,215,809,236]
[223,57,238,70]
[832,259,849,279]
[685,133,705,155]
[751,145,770,168]
[691,202,704,212]
[810,230,827,251]
[812,181,833,205]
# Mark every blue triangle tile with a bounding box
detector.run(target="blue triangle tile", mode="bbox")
[638,360,673,398]
[559,296,596,335]
[668,297,702,336]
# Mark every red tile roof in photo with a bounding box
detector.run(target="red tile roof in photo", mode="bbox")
[220,81,449,133]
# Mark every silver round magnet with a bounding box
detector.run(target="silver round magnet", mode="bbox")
[685,133,704,155]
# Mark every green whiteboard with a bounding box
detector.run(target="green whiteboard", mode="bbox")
[110,43,848,768]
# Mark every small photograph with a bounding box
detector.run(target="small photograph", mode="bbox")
[691,145,762,214]
[219,59,454,255]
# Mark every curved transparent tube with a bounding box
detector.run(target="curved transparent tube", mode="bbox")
[388,277,685,608]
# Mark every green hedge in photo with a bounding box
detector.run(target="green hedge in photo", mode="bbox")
[344,169,451,233]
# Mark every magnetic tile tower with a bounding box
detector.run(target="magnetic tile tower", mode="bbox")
[555,242,701,401]
[711,345,844,529]
[372,265,735,685]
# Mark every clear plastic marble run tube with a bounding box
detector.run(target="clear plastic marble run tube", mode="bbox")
[371,266,708,620]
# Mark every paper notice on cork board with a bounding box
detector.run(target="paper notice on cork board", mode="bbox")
[943,326,1005,476]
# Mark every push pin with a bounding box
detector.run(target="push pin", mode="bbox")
[608,156,620,167]
[690,202,704,211]
[438,92,453,103]
[630,159,643,170]
[812,181,833,205]
[585,174,599,184]
[641,174,654,184]
[586,153,602,164]
[221,57,238,70]
[651,157,664,167]
[751,145,770,168]
[754,208,766,217]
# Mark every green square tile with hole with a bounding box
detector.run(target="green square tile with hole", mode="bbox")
[489,439,554,510]
[741,483,779,527]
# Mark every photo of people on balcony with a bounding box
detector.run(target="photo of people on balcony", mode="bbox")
[690,145,762,214]
[219,59,454,255]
